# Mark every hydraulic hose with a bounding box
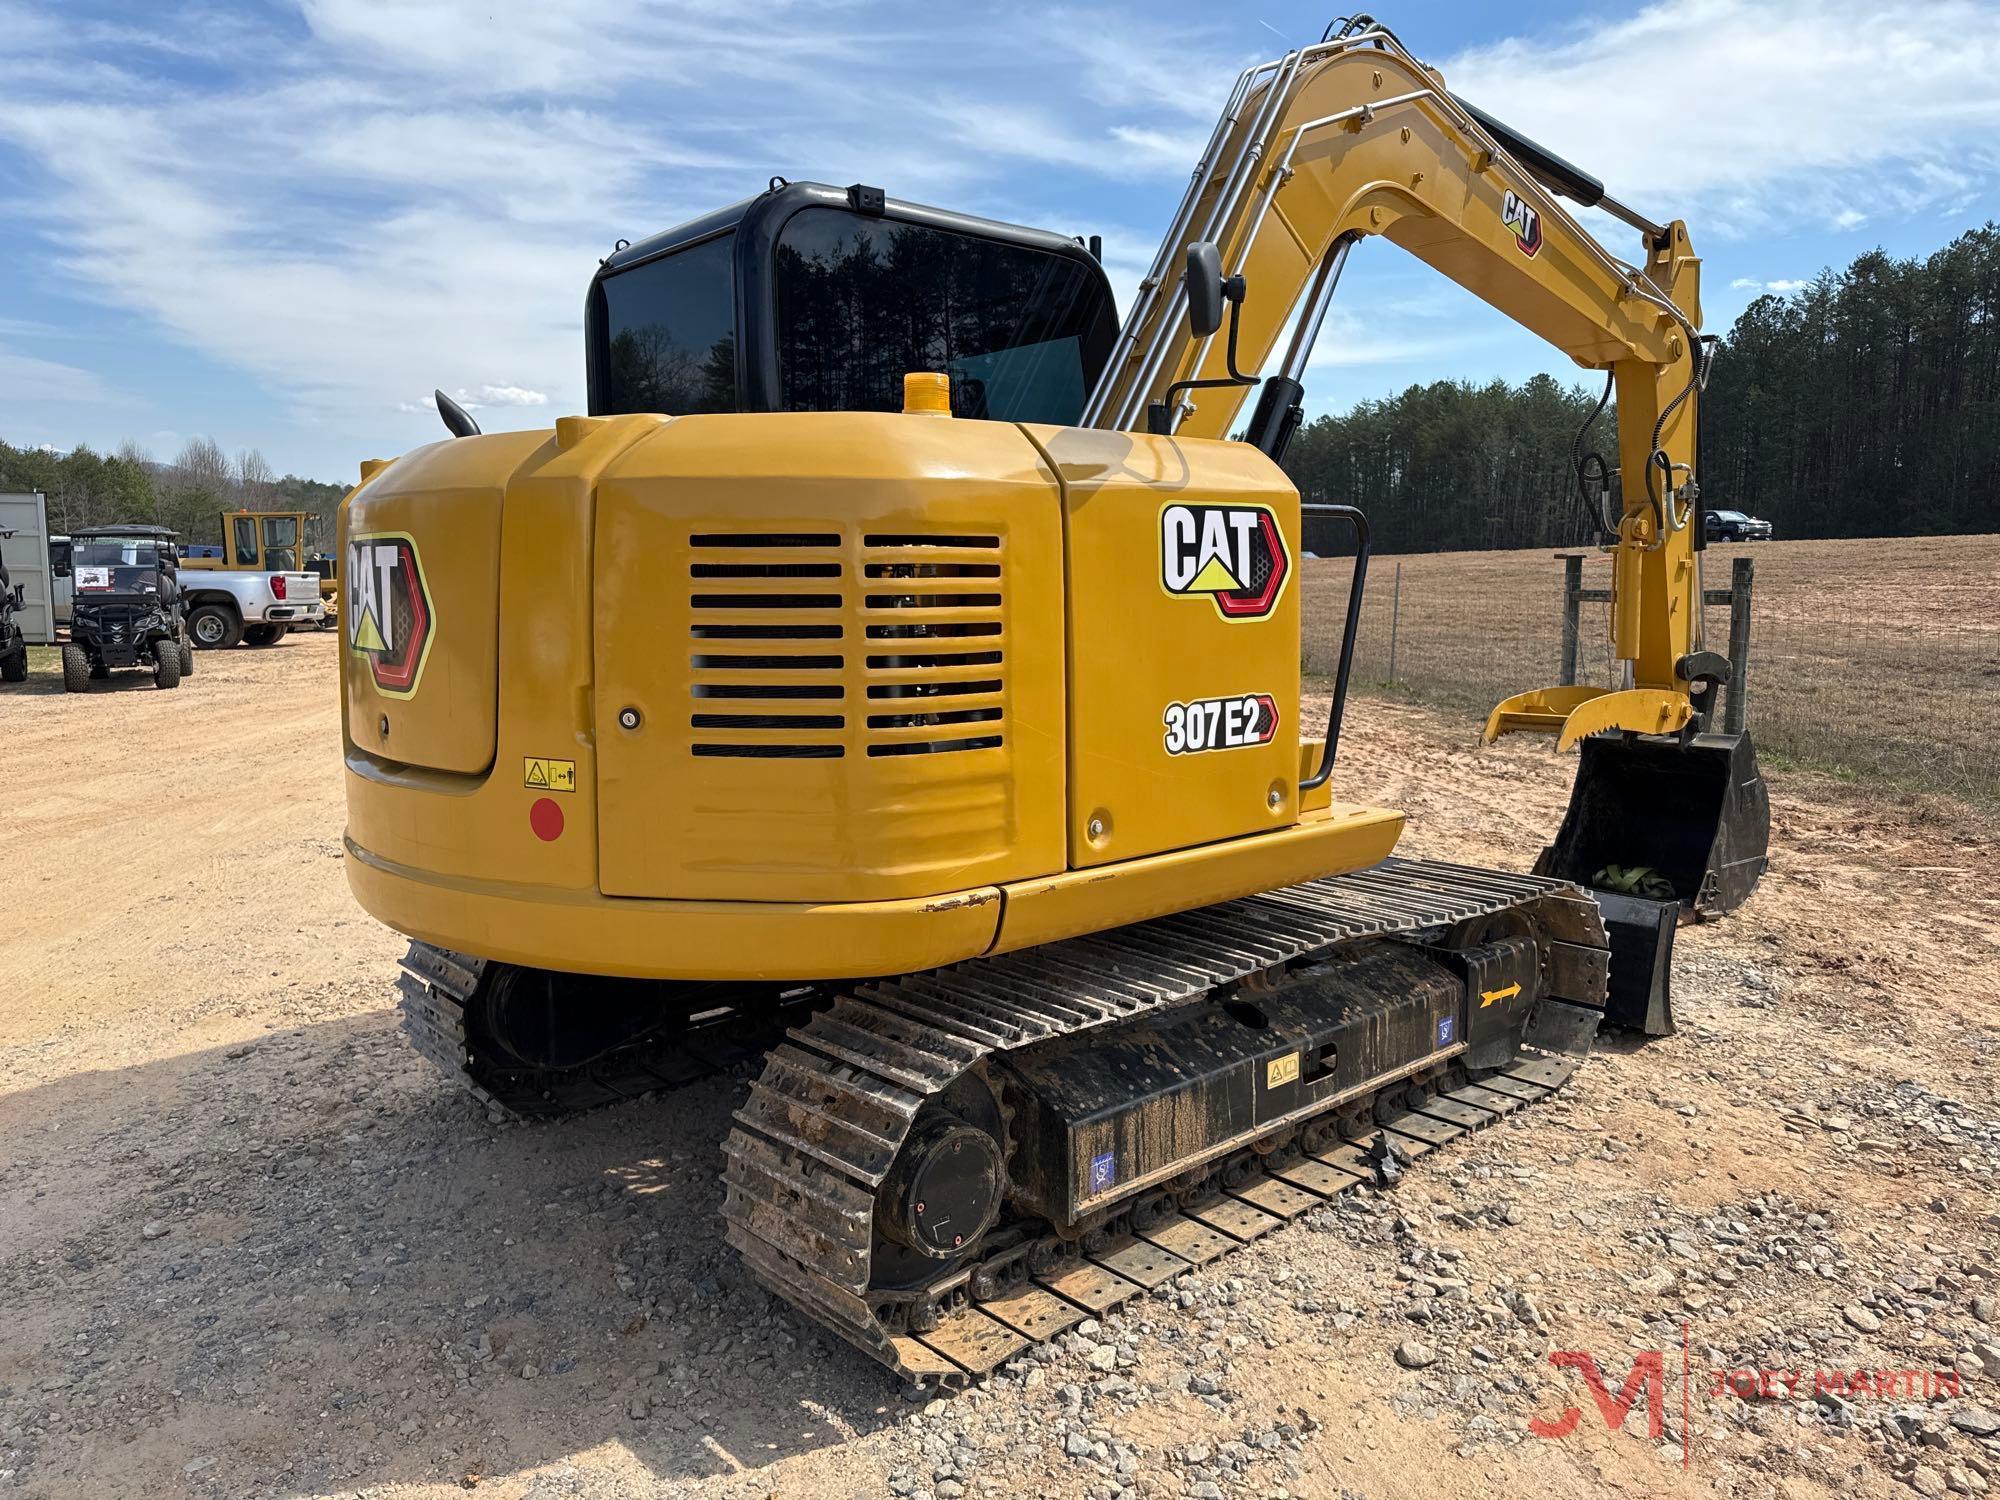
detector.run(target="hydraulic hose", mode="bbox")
[1571,369,1617,538]
[1641,334,1719,534]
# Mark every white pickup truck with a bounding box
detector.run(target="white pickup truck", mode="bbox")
[179,567,324,647]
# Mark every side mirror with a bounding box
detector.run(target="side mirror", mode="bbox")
[1147,246,1259,437]
[1184,242,1225,338]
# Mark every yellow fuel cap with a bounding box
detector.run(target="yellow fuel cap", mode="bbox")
[902,371,952,416]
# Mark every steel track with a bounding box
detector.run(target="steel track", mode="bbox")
[396,944,823,1118]
[718,857,1610,1382]
[396,857,1610,1385]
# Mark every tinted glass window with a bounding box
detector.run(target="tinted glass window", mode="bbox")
[773,209,1115,424]
[262,516,299,571]
[598,232,737,415]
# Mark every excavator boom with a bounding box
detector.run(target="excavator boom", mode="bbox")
[1086,19,1765,916]
[1090,23,1700,692]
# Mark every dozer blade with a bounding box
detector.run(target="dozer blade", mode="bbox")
[1536,730,1770,919]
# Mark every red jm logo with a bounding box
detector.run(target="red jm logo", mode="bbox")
[1529,1350,1670,1444]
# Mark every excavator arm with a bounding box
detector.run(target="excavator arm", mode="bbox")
[1084,19,1707,734]
[1087,18,1766,916]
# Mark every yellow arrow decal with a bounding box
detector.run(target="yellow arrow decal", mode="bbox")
[1480,982,1522,1008]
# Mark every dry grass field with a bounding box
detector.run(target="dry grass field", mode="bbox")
[1302,535,2000,801]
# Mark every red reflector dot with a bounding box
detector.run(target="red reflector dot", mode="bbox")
[529,797,564,842]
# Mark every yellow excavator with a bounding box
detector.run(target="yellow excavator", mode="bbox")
[340,16,1767,1382]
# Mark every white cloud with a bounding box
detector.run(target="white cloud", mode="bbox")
[0,0,1244,471]
[398,385,550,414]
[0,315,77,340]
[5,0,1997,477]
[1729,276,1811,294]
[475,385,549,408]
[1304,302,1505,372]
[0,344,115,405]
[1107,124,1217,176]
[1027,9,1249,121]
[294,0,879,100]
[1444,0,2000,239]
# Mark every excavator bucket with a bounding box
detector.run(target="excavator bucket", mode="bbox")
[1529,730,1769,1037]
[1535,730,1770,918]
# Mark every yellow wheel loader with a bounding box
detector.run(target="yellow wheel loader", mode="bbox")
[341,16,1767,1383]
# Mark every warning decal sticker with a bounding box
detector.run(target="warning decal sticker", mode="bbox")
[1089,1151,1117,1194]
[523,757,577,793]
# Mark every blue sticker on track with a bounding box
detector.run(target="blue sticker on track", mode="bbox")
[1089,1151,1117,1193]
[1437,1014,1456,1048]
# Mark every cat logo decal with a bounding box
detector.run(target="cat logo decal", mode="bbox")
[1159,503,1290,620]
[1502,188,1543,258]
[347,532,434,697]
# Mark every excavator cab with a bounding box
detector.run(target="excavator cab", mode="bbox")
[586,181,1119,424]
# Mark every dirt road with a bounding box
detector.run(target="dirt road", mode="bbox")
[3,632,1997,1499]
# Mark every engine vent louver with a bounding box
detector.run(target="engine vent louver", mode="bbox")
[688,532,846,758]
[685,530,1005,761]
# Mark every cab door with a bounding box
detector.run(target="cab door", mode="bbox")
[229,514,261,568]
[261,515,300,571]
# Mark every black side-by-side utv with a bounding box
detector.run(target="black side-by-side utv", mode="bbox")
[62,526,194,692]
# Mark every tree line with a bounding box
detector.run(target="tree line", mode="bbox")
[6,225,1993,557]
[0,437,347,550]
[1283,222,2000,552]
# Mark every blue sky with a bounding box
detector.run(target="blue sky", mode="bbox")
[3,0,1998,483]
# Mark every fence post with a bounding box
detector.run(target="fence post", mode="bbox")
[1386,561,1402,685]
[1559,554,1583,686]
[1724,554,1753,734]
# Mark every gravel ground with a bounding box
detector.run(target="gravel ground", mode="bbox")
[2,631,1996,1499]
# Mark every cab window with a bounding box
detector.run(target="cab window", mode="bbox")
[597,232,738,416]
[262,516,299,571]
[771,209,1115,424]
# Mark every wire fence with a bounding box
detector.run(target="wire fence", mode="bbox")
[1301,544,2000,804]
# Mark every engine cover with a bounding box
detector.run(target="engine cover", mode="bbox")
[998,938,1538,1227]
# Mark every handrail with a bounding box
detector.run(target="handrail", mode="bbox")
[1300,502,1369,792]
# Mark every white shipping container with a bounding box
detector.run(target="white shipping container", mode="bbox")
[0,492,58,646]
